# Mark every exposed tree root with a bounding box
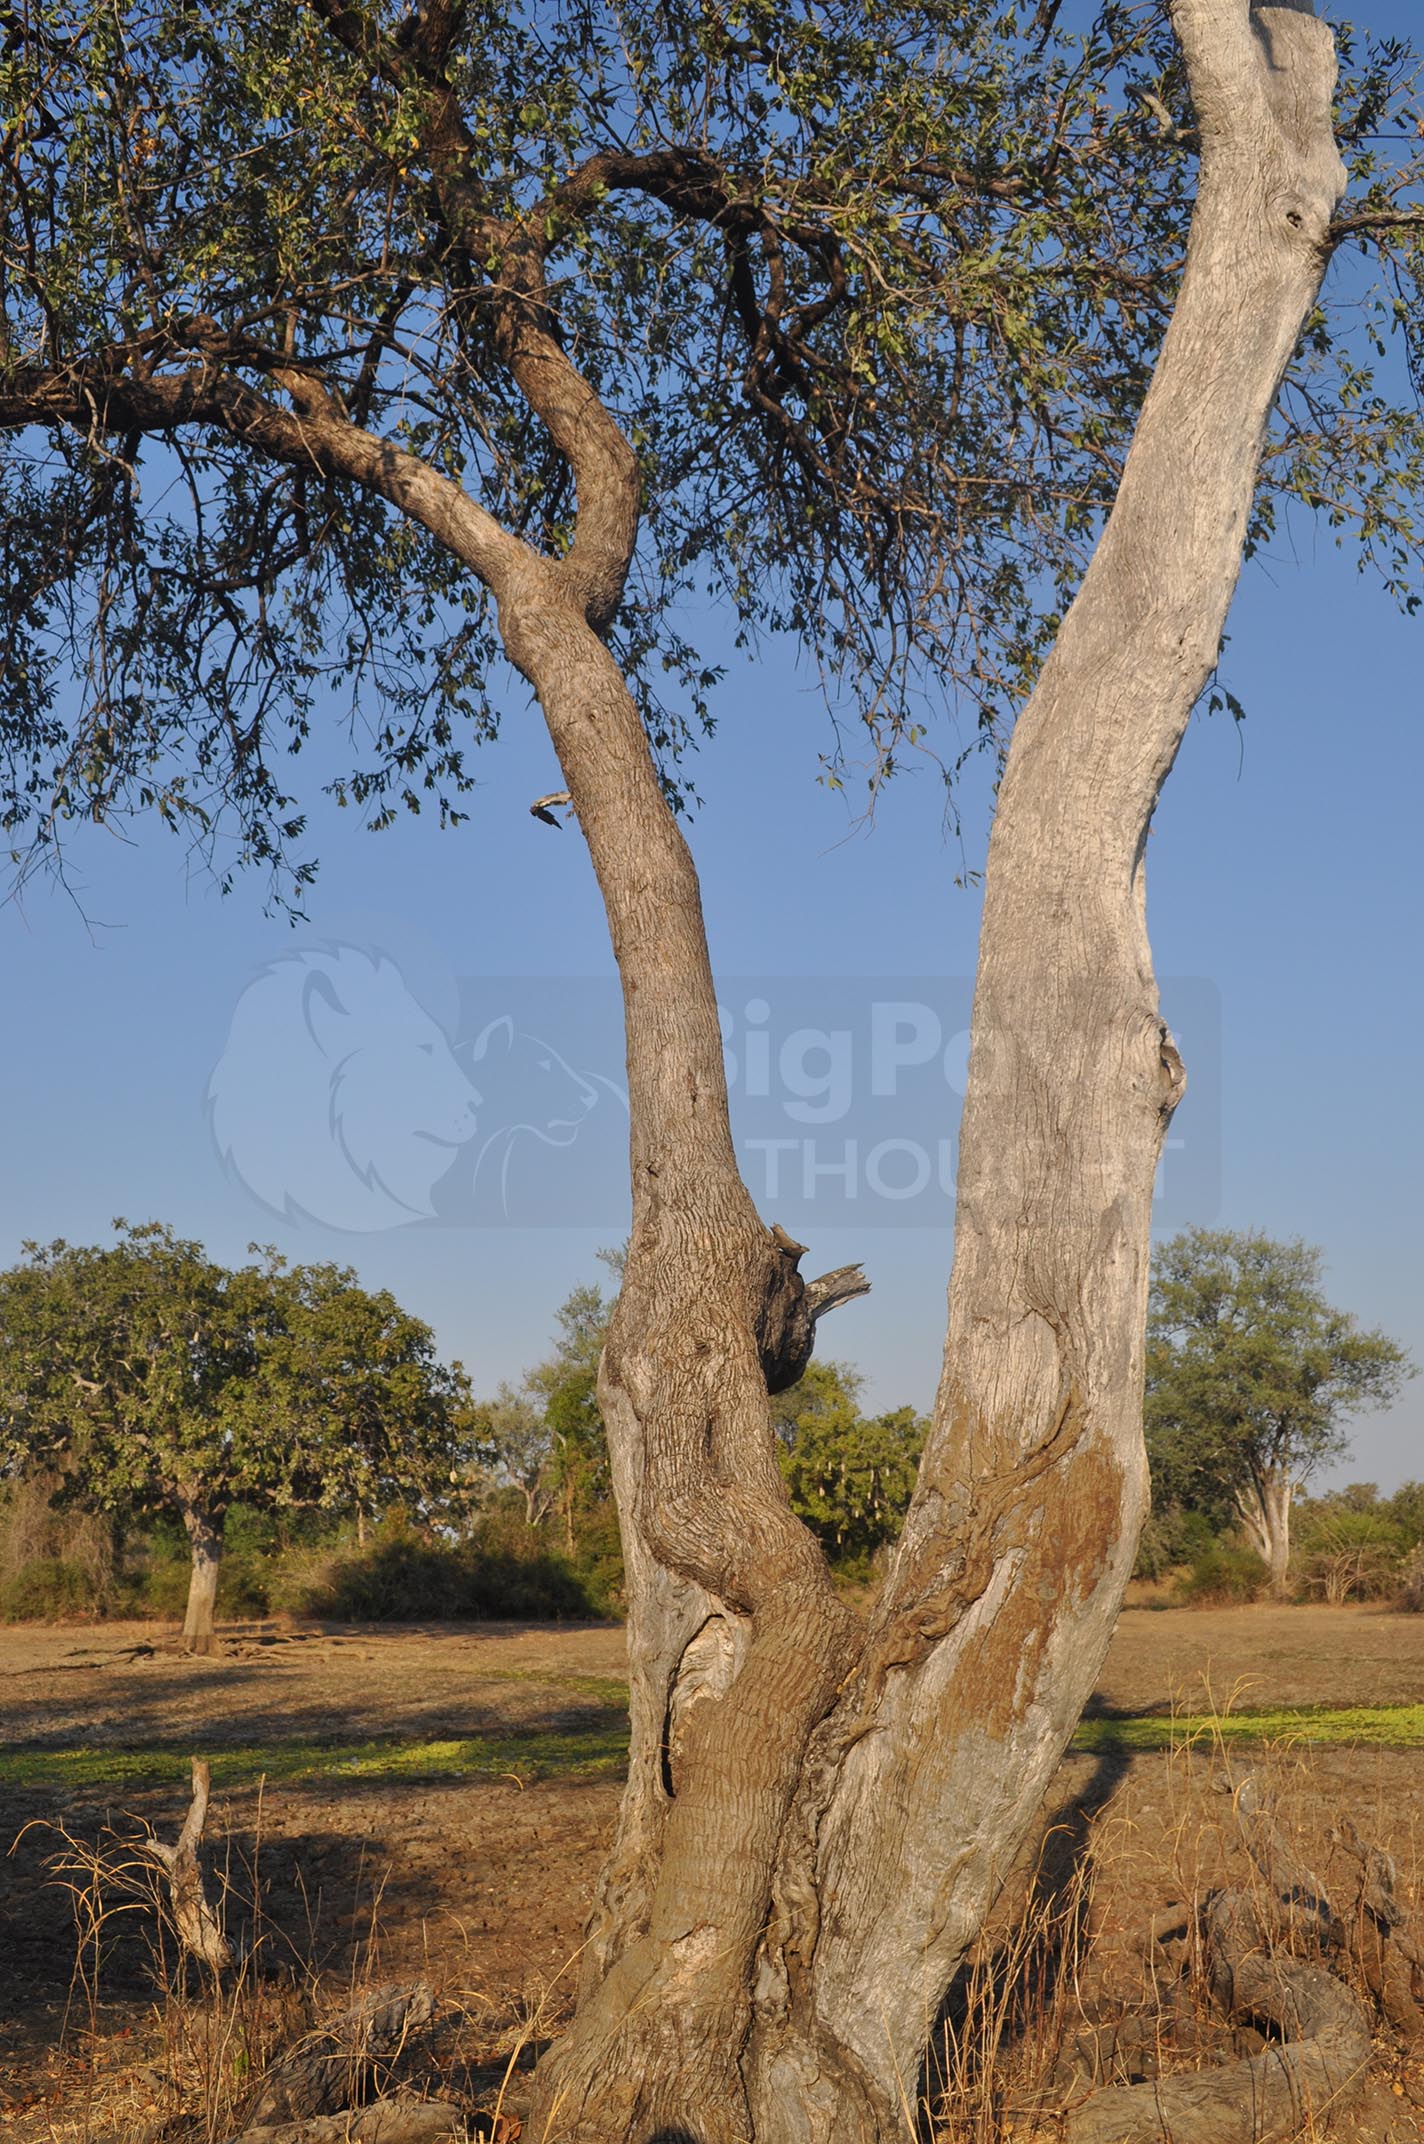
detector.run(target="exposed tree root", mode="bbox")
[223,2097,466,2144]
[1332,1815,1424,2043]
[245,1982,439,2127]
[1063,1897,1369,2142]
[1061,1774,1424,2144]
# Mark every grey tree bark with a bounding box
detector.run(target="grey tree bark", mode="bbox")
[1238,1467,1295,1596]
[179,1496,225,1657]
[530,4,1347,2139]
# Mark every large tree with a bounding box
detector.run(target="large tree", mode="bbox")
[1146,1227,1413,1597]
[2,1,1423,2136]
[0,1222,471,1650]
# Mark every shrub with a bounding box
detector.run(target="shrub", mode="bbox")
[0,1555,101,1620]
[0,1477,120,1615]
[1292,1508,1405,1604]
[1176,1539,1269,1606]
[289,1512,605,1621]
[0,1495,618,1626]
[1133,1503,1220,1582]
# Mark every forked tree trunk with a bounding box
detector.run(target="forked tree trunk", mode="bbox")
[1239,1468,1294,1597]
[178,1496,224,1656]
[0,0,1344,2126]
[203,6,1341,2132]
[521,6,1345,2141]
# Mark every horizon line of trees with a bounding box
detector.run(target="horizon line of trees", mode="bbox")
[0,1226,930,1631]
[0,1220,1413,1632]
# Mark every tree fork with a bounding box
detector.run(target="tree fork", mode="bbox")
[0,1,1347,2132]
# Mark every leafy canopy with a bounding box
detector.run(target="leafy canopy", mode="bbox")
[1144,1227,1413,1511]
[2,2,1423,894]
[771,1358,926,1563]
[0,1219,471,1520]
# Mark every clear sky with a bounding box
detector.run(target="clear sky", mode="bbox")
[1,4,1419,1493]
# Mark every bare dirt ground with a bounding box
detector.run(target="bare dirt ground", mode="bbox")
[3,1607,1423,2141]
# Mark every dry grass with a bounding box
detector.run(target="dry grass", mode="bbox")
[925,1712,1424,2142]
[8,1625,1424,2143]
[26,1732,1424,2144]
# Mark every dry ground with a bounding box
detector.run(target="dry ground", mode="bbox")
[2,1607,1423,2141]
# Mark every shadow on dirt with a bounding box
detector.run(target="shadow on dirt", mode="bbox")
[921,1742,1135,2119]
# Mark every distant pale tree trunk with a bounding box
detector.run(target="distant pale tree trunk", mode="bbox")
[1239,1469,1295,1598]
[178,1495,224,1656]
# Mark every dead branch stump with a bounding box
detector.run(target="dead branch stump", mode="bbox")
[141,1756,234,1974]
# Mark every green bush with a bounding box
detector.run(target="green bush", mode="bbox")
[216,1553,276,1619]
[303,1532,599,1621]
[0,1508,617,1625]
[126,1547,193,1619]
[0,1555,102,1620]
[1176,1539,1269,1606]
[1133,1503,1220,1582]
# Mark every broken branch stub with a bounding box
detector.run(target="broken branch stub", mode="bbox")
[757,1227,870,1395]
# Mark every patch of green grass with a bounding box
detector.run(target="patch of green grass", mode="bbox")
[0,1721,631,1792]
[9,1701,1423,1795]
[1071,1703,1424,1752]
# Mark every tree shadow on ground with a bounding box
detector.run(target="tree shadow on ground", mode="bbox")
[1,1800,420,2012]
[920,1743,1134,2129]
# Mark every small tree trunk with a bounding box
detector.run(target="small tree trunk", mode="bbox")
[1240,1472,1294,1598]
[142,1756,235,1973]
[179,1497,224,1656]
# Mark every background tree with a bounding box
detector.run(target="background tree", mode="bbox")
[523,1279,615,1558]
[1145,1228,1413,1598]
[477,1386,555,1530]
[0,1222,471,1651]
[2,1,1423,2134]
[771,1362,926,1569]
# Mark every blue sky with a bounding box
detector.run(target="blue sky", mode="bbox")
[1,4,1420,1493]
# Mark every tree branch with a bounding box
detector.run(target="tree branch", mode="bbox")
[0,355,538,625]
